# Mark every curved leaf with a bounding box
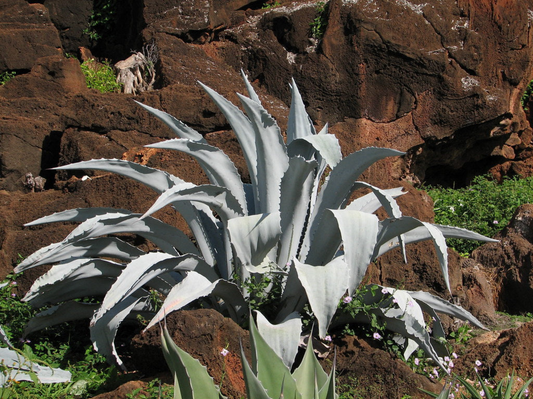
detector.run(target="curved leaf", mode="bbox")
[347,187,405,214]
[54,159,183,194]
[90,295,146,370]
[15,237,145,273]
[24,301,99,336]
[23,258,124,307]
[134,100,206,142]
[146,138,247,212]
[327,210,379,294]
[238,93,289,214]
[198,82,259,208]
[227,213,282,271]
[142,184,244,223]
[94,253,217,324]
[408,290,486,329]
[144,272,247,331]
[288,134,342,169]
[302,147,404,258]
[374,216,450,292]
[24,207,132,227]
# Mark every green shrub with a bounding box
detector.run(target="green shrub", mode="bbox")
[83,0,118,42]
[426,175,533,255]
[0,71,16,86]
[80,59,122,93]
[310,2,328,39]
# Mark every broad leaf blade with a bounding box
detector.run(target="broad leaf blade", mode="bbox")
[227,213,282,271]
[278,157,317,267]
[292,337,328,397]
[255,310,301,369]
[238,93,289,214]
[249,316,300,399]
[327,210,380,294]
[294,257,349,337]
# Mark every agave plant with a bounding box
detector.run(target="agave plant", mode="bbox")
[161,311,337,399]
[15,72,495,370]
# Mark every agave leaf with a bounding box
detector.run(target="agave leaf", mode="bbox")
[15,237,145,273]
[134,100,206,142]
[0,347,72,385]
[54,159,184,194]
[227,213,282,271]
[23,258,124,307]
[288,134,342,169]
[302,147,404,258]
[408,290,485,329]
[237,93,289,214]
[146,139,247,212]
[94,253,218,324]
[374,216,451,292]
[198,82,259,208]
[24,207,132,226]
[63,212,198,256]
[326,210,380,294]
[91,295,145,370]
[347,187,406,213]
[278,157,317,267]
[144,272,247,331]
[249,316,301,399]
[292,336,328,398]
[318,353,337,399]
[294,257,349,338]
[313,147,404,212]
[240,69,262,105]
[239,342,272,399]
[255,310,301,369]
[161,323,225,399]
[142,184,244,223]
[287,78,316,144]
[24,301,99,336]
[433,224,499,242]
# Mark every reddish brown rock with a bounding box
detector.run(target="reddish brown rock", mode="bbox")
[0,0,63,71]
[131,309,249,399]
[472,204,533,314]
[453,321,533,381]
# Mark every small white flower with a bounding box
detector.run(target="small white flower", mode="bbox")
[452,352,458,359]
[444,356,450,362]
[414,358,420,366]
[343,296,352,304]
[381,287,389,294]
[475,359,482,367]
[324,335,332,342]
[220,348,229,357]
[373,332,382,340]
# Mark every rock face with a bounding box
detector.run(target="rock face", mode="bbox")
[473,204,533,314]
